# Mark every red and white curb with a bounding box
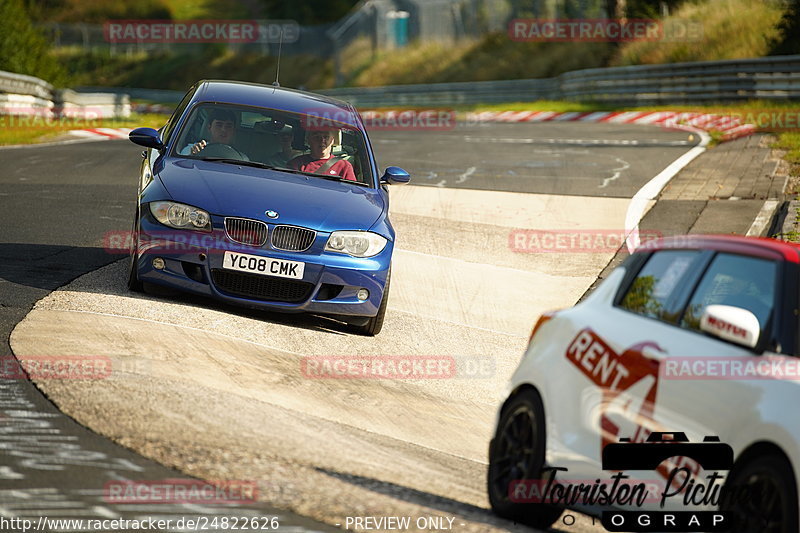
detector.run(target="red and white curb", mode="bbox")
[463,110,756,141]
[67,110,758,143]
[70,128,132,140]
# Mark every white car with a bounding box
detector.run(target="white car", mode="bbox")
[488,235,800,532]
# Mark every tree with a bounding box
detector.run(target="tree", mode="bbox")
[770,0,800,55]
[259,0,361,25]
[624,0,683,18]
[26,0,171,23]
[0,0,67,85]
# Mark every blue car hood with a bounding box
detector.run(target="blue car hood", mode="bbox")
[157,158,386,233]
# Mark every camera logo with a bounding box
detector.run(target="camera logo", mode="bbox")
[602,432,733,471]
[600,432,733,532]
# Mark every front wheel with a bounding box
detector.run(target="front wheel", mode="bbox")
[487,389,563,528]
[723,454,798,533]
[127,212,144,293]
[349,271,390,336]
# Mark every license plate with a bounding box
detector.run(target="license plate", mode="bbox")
[223,251,305,280]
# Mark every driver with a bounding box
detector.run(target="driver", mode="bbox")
[180,109,249,160]
[287,128,356,181]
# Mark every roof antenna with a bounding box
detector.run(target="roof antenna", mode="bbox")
[273,27,283,87]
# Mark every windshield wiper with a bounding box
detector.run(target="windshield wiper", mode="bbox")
[199,157,277,170]
[200,158,367,185]
[265,166,367,185]
[310,173,367,186]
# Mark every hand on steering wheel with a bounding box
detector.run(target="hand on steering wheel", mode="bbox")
[200,142,248,160]
[190,140,208,154]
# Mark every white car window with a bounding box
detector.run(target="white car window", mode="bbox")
[619,250,702,321]
[681,253,776,332]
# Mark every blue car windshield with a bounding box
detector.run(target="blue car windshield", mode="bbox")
[172,103,373,185]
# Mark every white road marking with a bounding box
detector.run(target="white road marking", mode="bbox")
[624,130,711,251]
[456,166,476,184]
[91,506,119,518]
[464,136,691,146]
[599,158,631,189]
[746,199,780,237]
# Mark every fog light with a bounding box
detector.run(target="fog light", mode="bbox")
[357,289,369,301]
[152,257,166,270]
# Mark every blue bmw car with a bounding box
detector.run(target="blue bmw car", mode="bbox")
[127,80,410,335]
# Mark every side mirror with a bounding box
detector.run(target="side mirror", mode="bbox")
[129,127,164,150]
[380,166,411,185]
[700,304,760,349]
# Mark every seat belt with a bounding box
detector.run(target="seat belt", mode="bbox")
[315,156,343,175]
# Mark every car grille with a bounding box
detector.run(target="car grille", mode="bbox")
[225,217,268,247]
[211,270,313,303]
[271,225,316,252]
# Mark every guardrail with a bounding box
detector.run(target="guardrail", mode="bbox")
[0,70,130,118]
[4,54,798,117]
[55,89,131,118]
[318,55,800,107]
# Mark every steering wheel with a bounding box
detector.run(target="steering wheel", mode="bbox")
[200,143,247,160]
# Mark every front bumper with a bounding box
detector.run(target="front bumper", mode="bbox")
[134,217,391,317]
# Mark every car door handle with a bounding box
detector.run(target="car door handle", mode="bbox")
[141,150,147,158]
[622,341,668,361]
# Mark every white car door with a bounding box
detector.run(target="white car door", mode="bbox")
[590,250,789,511]
[544,250,708,487]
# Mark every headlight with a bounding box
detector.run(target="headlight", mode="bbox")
[325,231,387,258]
[149,201,211,232]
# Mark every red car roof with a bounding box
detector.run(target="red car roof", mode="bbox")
[637,234,800,263]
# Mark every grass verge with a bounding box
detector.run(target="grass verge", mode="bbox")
[614,0,784,66]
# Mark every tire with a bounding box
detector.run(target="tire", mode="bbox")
[723,454,798,533]
[487,389,563,528]
[350,271,390,336]
[127,211,144,293]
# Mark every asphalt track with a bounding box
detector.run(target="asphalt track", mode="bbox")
[0,142,338,532]
[0,122,698,532]
[371,122,696,195]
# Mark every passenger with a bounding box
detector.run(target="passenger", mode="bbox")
[287,128,356,181]
[264,126,302,167]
